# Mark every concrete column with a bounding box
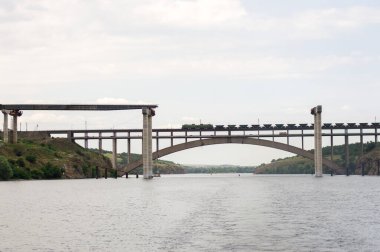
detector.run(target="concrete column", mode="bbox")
[171,131,174,146]
[84,131,88,149]
[98,132,103,154]
[311,105,323,177]
[345,133,349,176]
[2,111,9,143]
[127,135,131,165]
[12,115,18,144]
[142,108,154,179]
[112,132,117,170]
[67,131,75,143]
[330,129,334,161]
[148,113,153,178]
[287,130,289,145]
[156,132,159,152]
[301,130,304,150]
[360,129,364,158]
[376,127,378,145]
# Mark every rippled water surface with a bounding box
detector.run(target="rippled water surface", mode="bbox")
[1,174,380,251]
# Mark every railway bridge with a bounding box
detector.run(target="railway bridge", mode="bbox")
[2,104,379,178]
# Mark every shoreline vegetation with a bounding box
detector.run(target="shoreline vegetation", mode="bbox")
[0,136,379,181]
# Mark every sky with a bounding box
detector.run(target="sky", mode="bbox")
[0,0,379,165]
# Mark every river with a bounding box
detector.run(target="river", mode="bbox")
[0,174,379,251]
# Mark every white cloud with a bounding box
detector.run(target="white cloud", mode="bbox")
[181,116,198,122]
[95,98,150,105]
[133,0,247,28]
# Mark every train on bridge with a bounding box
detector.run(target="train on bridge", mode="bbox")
[181,123,380,130]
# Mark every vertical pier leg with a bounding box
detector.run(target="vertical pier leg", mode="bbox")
[156,133,159,153]
[67,131,74,143]
[98,132,102,154]
[127,136,131,165]
[125,172,128,179]
[105,168,108,179]
[148,112,153,178]
[96,166,99,179]
[330,129,334,161]
[84,132,88,149]
[112,132,117,178]
[378,160,380,176]
[301,130,304,150]
[12,114,18,144]
[345,133,349,176]
[311,105,323,177]
[2,111,8,143]
[360,129,364,158]
[142,108,154,179]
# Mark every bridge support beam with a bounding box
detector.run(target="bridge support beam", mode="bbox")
[12,114,18,144]
[142,108,154,179]
[98,132,102,154]
[2,110,9,143]
[311,105,323,177]
[112,132,117,171]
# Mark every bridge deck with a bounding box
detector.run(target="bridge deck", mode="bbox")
[0,104,157,111]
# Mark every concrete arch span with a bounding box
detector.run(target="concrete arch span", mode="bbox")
[124,137,342,174]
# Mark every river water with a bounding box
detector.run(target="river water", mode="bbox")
[0,174,379,252]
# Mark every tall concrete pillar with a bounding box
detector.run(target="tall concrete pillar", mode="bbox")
[311,105,323,177]
[330,129,334,161]
[360,129,364,158]
[2,111,9,143]
[67,131,74,143]
[345,133,349,176]
[84,131,88,149]
[148,113,153,177]
[142,108,154,179]
[98,132,103,154]
[12,115,18,144]
[127,134,131,165]
[112,132,117,170]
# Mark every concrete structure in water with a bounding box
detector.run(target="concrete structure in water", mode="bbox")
[311,105,323,177]
[142,108,155,179]
[0,104,157,179]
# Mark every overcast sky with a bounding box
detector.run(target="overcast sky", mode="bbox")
[1,0,379,165]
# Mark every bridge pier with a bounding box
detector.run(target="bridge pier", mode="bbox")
[12,113,18,143]
[98,132,103,154]
[345,133,349,176]
[127,134,131,165]
[2,110,9,143]
[311,105,323,177]
[84,132,88,149]
[142,108,154,179]
[112,132,117,170]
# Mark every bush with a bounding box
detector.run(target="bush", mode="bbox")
[26,155,37,163]
[12,166,31,180]
[31,169,44,179]
[41,162,62,179]
[13,148,23,157]
[0,156,13,180]
[16,158,25,168]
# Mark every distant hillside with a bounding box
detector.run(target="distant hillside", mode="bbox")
[101,150,185,174]
[0,138,111,180]
[255,142,378,175]
[183,165,255,174]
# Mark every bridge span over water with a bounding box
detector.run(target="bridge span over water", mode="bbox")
[2,104,379,178]
[23,119,380,176]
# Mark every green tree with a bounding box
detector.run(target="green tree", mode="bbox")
[0,156,13,180]
[42,162,62,179]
